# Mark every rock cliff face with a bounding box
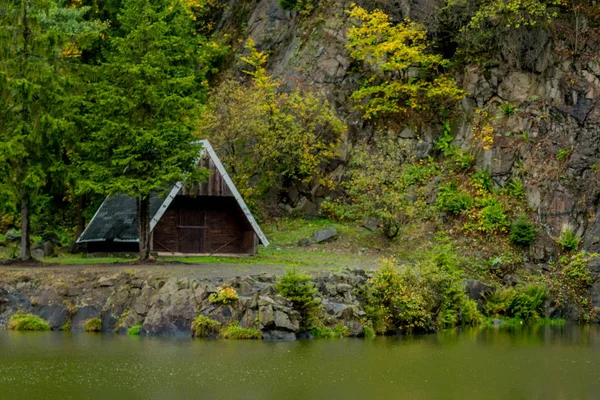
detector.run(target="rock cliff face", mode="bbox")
[218,0,600,261]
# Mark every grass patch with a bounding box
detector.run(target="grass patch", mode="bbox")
[311,324,351,338]
[127,324,142,336]
[83,318,102,332]
[191,315,221,338]
[219,323,261,340]
[8,313,51,331]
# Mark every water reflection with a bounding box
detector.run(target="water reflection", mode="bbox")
[0,325,599,400]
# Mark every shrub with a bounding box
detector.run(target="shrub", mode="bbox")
[510,217,536,247]
[191,315,221,338]
[510,285,546,321]
[219,323,261,340]
[483,284,546,322]
[60,320,71,331]
[8,313,51,331]
[436,183,473,215]
[471,169,493,194]
[84,318,102,332]
[363,325,376,339]
[364,257,478,333]
[209,284,239,305]
[275,269,321,328]
[557,228,580,252]
[478,198,509,233]
[461,298,484,326]
[498,102,518,116]
[332,323,351,337]
[562,252,594,290]
[127,325,142,336]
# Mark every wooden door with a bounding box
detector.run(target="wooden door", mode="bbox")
[177,206,206,253]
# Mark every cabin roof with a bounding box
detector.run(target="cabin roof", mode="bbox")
[77,140,269,246]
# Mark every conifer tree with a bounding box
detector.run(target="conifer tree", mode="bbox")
[79,0,222,260]
[0,0,102,260]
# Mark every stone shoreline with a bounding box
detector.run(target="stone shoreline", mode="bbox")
[0,269,372,339]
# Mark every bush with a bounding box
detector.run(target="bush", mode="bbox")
[510,217,536,247]
[127,325,142,336]
[484,284,546,322]
[219,323,262,340]
[84,318,102,332]
[436,183,473,215]
[364,257,480,333]
[191,315,221,338]
[275,269,321,328]
[558,228,580,252]
[461,298,484,326]
[478,198,509,233]
[363,325,376,339]
[209,284,239,305]
[311,323,351,338]
[8,313,51,331]
[471,169,493,193]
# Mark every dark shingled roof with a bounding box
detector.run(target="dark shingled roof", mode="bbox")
[78,194,165,243]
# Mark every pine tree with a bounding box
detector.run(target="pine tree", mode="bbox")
[79,0,222,260]
[0,0,102,260]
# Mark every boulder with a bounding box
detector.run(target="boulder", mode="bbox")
[464,280,496,303]
[312,227,338,243]
[31,241,55,258]
[274,310,299,332]
[72,306,101,332]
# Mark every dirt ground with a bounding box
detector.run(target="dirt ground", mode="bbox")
[0,259,379,282]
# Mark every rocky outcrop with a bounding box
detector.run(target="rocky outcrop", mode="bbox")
[217,0,600,260]
[0,269,371,339]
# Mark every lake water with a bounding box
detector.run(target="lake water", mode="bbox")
[0,325,599,399]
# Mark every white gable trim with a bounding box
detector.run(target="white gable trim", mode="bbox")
[148,140,270,246]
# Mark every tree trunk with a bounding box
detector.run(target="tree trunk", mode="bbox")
[75,196,85,238]
[137,195,151,261]
[20,190,31,261]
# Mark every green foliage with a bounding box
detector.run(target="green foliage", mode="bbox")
[484,284,547,322]
[199,40,343,212]
[209,284,239,305]
[444,0,562,66]
[8,313,51,331]
[461,298,484,326]
[127,325,142,336]
[476,197,510,234]
[435,121,455,156]
[311,323,351,338]
[275,269,321,328]
[510,217,537,247]
[347,5,464,125]
[556,147,573,162]
[436,183,473,215]
[364,257,482,334]
[219,323,261,340]
[325,137,438,239]
[505,178,525,199]
[562,252,594,290]
[363,325,376,339]
[557,227,580,252]
[60,320,71,332]
[191,315,221,337]
[471,169,494,193]
[0,0,103,260]
[78,0,225,258]
[83,318,102,332]
[498,103,519,116]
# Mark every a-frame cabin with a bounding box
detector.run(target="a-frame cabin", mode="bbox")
[77,140,269,256]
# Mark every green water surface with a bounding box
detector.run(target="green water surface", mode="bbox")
[0,325,599,399]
